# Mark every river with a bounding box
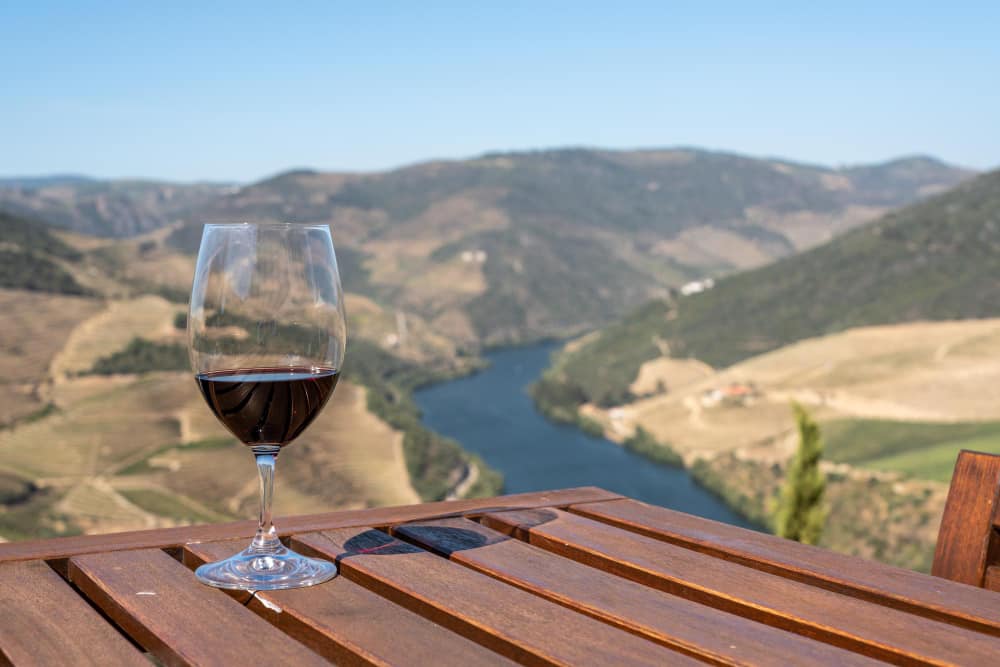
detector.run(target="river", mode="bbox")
[414,342,753,527]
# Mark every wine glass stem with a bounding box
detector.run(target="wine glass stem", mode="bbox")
[251,445,282,552]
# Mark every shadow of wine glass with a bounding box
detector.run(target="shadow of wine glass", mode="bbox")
[338,529,425,560]
[391,523,507,557]
[333,508,562,566]
[334,525,492,563]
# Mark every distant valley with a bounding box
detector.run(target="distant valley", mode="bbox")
[0,148,986,571]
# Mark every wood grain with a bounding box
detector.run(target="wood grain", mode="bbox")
[0,487,619,565]
[483,508,1000,666]
[932,450,1000,588]
[393,517,882,667]
[292,526,696,666]
[183,539,517,666]
[68,548,329,666]
[0,560,147,667]
[570,497,1000,635]
[985,565,1000,592]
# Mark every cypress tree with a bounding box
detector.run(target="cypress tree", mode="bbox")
[775,403,826,544]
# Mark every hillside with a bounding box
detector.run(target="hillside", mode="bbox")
[9,149,971,345]
[572,318,1000,570]
[0,211,91,296]
[542,168,1000,409]
[593,318,1000,457]
[0,180,233,237]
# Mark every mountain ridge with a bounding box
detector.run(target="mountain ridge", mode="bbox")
[4,147,975,345]
[176,148,974,345]
[0,181,236,237]
[3,148,971,236]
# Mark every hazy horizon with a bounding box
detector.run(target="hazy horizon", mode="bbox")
[0,145,985,186]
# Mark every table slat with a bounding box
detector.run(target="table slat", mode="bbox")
[68,549,329,667]
[183,540,518,666]
[393,517,882,667]
[0,560,147,667]
[484,508,1000,666]
[292,527,697,666]
[569,498,1000,635]
[0,487,620,565]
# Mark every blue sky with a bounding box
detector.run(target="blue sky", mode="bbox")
[2,2,998,181]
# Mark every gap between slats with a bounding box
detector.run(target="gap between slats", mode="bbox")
[40,558,156,659]
[66,548,331,666]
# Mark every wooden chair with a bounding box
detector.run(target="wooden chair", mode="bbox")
[933,449,1000,591]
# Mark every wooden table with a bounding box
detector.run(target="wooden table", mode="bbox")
[1,486,999,666]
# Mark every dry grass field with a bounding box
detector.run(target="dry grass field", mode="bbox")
[0,366,421,538]
[345,293,459,365]
[629,356,713,396]
[364,236,489,322]
[0,290,102,424]
[593,318,1000,462]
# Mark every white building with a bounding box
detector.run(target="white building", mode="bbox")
[680,278,715,296]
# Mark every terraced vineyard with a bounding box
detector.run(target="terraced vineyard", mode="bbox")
[0,216,499,541]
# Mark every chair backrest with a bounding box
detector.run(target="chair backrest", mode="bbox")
[932,449,1000,591]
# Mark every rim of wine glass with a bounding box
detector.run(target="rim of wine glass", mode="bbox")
[202,222,331,229]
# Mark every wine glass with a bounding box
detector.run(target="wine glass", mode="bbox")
[187,222,346,590]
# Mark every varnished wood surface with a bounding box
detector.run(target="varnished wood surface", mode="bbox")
[932,450,1000,589]
[292,527,693,666]
[3,487,1000,665]
[483,508,1000,665]
[571,497,1000,635]
[0,560,147,667]
[68,549,329,666]
[183,539,518,666]
[986,564,1000,592]
[392,517,881,666]
[0,487,620,565]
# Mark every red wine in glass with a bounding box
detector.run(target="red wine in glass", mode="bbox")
[196,367,340,447]
[188,223,346,590]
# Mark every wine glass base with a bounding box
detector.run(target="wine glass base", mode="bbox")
[195,543,337,591]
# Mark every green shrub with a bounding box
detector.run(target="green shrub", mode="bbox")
[0,472,35,505]
[623,426,683,467]
[775,404,826,545]
[88,338,189,375]
[0,212,81,260]
[0,249,90,295]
